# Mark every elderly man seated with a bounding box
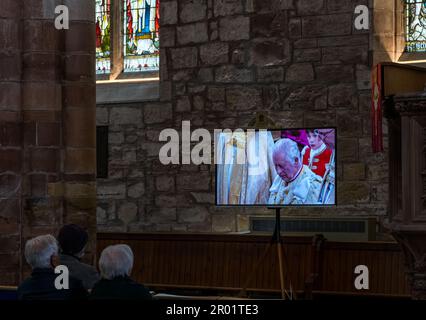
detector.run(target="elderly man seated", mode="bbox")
[17,235,88,300]
[90,244,152,300]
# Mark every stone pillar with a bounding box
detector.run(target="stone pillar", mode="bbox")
[62,0,97,264]
[0,0,96,284]
[386,92,426,299]
[0,0,23,286]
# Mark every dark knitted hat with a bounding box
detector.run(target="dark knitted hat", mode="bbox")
[58,224,88,255]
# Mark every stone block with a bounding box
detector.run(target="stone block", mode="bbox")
[0,0,21,18]
[248,39,290,66]
[322,46,368,64]
[65,149,95,174]
[304,111,336,128]
[338,182,370,204]
[118,202,138,225]
[144,103,172,124]
[193,96,205,111]
[96,107,108,125]
[215,66,254,83]
[159,27,176,48]
[177,22,208,45]
[29,148,58,173]
[128,182,145,198]
[285,85,327,109]
[64,84,95,109]
[0,19,19,50]
[285,63,314,82]
[337,138,359,161]
[177,173,211,191]
[161,0,178,25]
[149,207,177,223]
[97,206,107,224]
[22,83,61,111]
[294,48,321,62]
[219,16,250,41]
[109,133,124,145]
[251,12,288,38]
[289,18,301,39]
[0,53,22,81]
[226,86,262,110]
[190,192,215,204]
[356,64,371,90]
[337,111,362,136]
[65,22,95,53]
[64,108,96,148]
[0,123,21,147]
[197,68,214,82]
[156,175,175,192]
[214,0,243,16]
[64,0,95,21]
[64,182,96,198]
[0,174,21,198]
[344,163,366,180]
[0,83,21,111]
[212,214,236,232]
[200,42,229,66]
[180,0,207,22]
[296,0,325,15]
[110,107,142,125]
[302,14,352,37]
[294,39,318,49]
[328,84,358,108]
[155,195,178,207]
[177,207,209,223]
[176,96,191,112]
[64,54,95,82]
[257,67,284,82]
[318,35,369,47]
[315,65,354,82]
[253,0,295,12]
[97,184,126,200]
[328,0,368,13]
[171,47,198,69]
[207,87,225,102]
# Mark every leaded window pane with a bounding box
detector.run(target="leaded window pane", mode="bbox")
[96,0,112,74]
[406,0,426,52]
[123,0,160,73]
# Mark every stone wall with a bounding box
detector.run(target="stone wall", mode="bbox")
[0,0,97,285]
[97,0,389,233]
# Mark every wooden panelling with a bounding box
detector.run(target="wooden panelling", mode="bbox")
[97,233,410,297]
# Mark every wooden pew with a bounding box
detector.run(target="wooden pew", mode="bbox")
[97,233,410,298]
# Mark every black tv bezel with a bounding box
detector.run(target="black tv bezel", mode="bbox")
[214,126,338,208]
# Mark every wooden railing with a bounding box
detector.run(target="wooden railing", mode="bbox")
[97,233,410,298]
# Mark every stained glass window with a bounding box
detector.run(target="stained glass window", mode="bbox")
[96,0,111,74]
[405,0,426,52]
[124,0,160,72]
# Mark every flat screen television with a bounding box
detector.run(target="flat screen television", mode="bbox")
[215,128,336,207]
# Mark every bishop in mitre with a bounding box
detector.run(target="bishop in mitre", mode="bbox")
[268,138,323,205]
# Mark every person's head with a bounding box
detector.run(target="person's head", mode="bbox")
[57,224,89,258]
[273,138,302,183]
[306,129,324,150]
[24,235,59,270]
[99,244,134,280]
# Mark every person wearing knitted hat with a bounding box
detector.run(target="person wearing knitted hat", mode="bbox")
[58,224,100,290]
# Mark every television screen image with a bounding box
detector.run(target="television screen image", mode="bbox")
[215,128,336,206]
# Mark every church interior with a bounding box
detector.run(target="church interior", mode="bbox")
[2,0,426,303]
